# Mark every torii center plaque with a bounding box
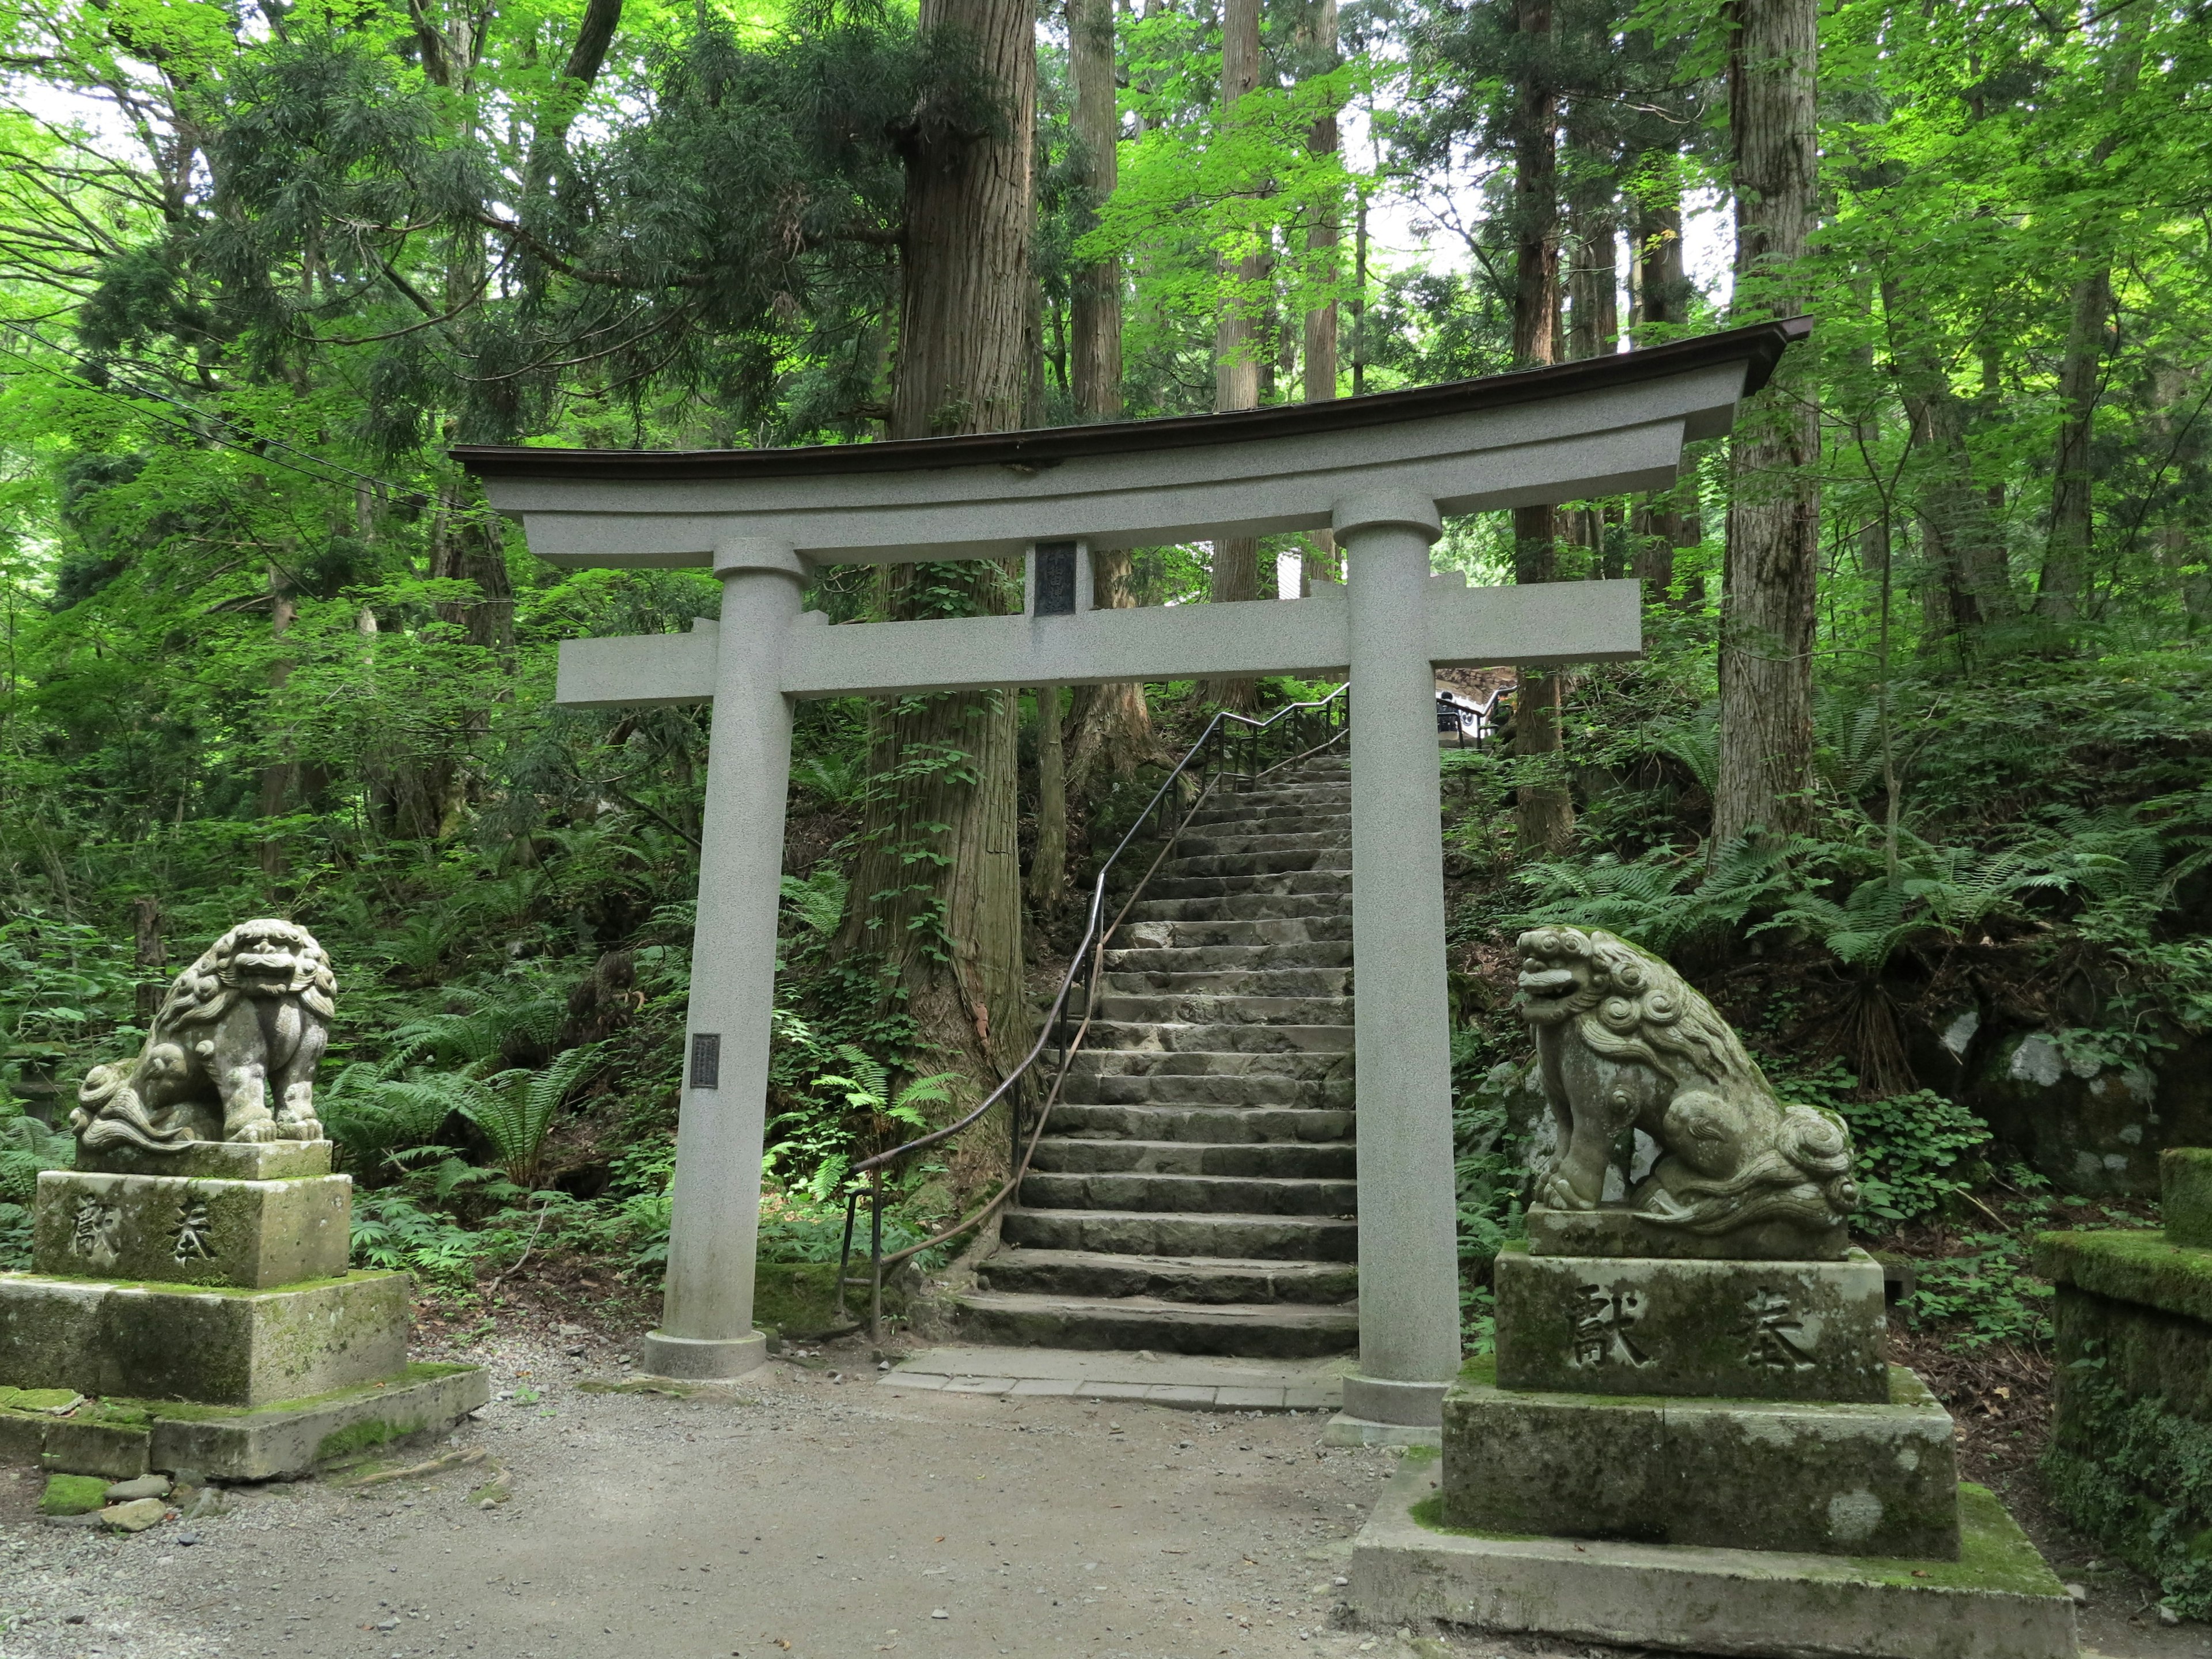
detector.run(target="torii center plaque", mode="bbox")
[457,318,1808,1425]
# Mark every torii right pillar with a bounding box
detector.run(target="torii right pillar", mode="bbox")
[1332,490,1463,1442]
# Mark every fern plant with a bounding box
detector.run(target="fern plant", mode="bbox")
[457,1044,602,1190]
[778,1045,959,1203]
[316,1064,474,1177]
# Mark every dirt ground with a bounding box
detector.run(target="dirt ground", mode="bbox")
[1,1308,2207,1659]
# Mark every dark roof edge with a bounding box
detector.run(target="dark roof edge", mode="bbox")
[453,316,1811,484]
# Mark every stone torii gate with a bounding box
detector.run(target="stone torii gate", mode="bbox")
[456,317,1807,1431]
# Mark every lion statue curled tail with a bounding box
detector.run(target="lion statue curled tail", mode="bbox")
[73,919,335,1153]
[1515,925,1857,1256]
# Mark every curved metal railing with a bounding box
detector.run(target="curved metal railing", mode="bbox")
[834,683,1350,1337]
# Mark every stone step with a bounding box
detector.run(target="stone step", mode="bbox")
[1097,967,1351,997]
[1001,1206,1357,1260]
[1146,871,1349,902]
[1173,830,1350,857]
[976,1248,1359,1306]
[1064,1047,1353,1082]
[1124,895,1345,923]
[1186,799,1350,826]
[1055,1073,1353,1109]
[1091,991,1354,1027]
[1019,1170,1356,1217]
[1112,918,1351,950]
[1029,1136,1355,1179]
[1161,857,1350,887]
[1081,1020,1356,1054]
[953,1289,1357,1358]
[1103,944,1354,974]
[1047,1102,1355,1142]
[1184,812,1351,839]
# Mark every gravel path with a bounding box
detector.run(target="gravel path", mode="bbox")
[3,1326,2202,1659]
[0,1330,1544,1659]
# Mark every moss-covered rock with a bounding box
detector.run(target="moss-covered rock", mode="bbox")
[37,1472,109,1514]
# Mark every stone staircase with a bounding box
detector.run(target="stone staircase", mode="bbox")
[958,752,1358,1358]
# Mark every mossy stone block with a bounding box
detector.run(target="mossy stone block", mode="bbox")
[1442,1358,1959,1559]
[148,1362,491,1480]
[0,1270,407,1406]
[41,1416,151,1479]
[38,1472,109,1514]
[2034,1228,2212,1324]
[75,1140,333,1181]
[2162,1149,2212,1249]
[33,1170,350,1289]
[0,1407,44,1465]
[2052,1282,2212,1425]
[1493,1244,1888,1402]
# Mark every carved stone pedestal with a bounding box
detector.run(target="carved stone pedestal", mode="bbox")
[1350,1249,2075,1656]
[0,1141,486,1479]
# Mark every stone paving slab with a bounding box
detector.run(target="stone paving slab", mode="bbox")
[878,1344,1349,1412]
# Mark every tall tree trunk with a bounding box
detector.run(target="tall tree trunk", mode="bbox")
[1714,0,1818,847]
[1881,284,2017,640]
[1206,0,1266,712]
[1030,686,1067,907]
[520,0,626,215]
[2037,268,2110,623]
[840,0,1036,1144]
[1631,173,1696,602]
[259,563,297,879]
[1510,0,1573,857]
[1068,0,1121,422]
[131,897,165,1027]
[2036,18,2141,625]
[1301,0,1342,592]
[1062,0,1162,799]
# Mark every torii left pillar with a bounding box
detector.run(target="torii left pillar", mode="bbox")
[640,541,806,1379]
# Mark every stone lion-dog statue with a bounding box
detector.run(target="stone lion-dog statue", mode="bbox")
[1515,925,1858,1258]
[73,919,335,1152]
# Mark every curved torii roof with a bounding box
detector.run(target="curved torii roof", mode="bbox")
[453,317,1807,569]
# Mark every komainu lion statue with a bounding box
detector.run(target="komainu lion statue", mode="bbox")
[73,919,335,1152]
[1516,925,1857,1257]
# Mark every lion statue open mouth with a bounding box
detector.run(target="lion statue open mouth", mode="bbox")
[72,919,336,1153]
[1516,925,1857,1257]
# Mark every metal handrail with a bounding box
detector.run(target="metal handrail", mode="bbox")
[834,682,1351,1338]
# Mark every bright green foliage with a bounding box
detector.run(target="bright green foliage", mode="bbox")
[1904,1233,2056,1351]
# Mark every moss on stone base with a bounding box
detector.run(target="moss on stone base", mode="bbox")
[2034,1229,2212,1324]
[0,1269,407,1405]
[2043,1359,2212,1619]
[1411,1482,2058,1599]
[753,1261,901,1340]
[38,1473,108,1514]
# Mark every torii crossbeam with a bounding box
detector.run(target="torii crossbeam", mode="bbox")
[456,317,1808,1432]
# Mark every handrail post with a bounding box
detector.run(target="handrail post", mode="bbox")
[835,1188,858,1320]
[868,1171,884,1343]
